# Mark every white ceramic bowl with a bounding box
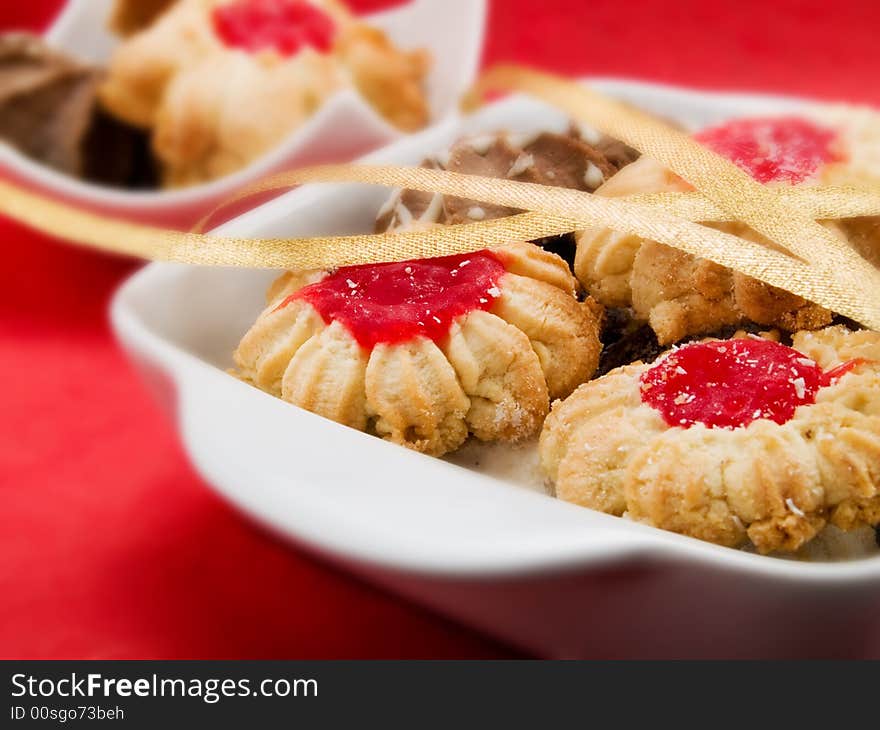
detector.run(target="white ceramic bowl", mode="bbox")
[0,0,486,226]
[111,81,880,658]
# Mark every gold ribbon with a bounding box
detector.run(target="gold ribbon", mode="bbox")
[1,65,880,329]
[468,67,880,315]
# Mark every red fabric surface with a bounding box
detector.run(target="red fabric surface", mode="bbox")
[2,0,880,659]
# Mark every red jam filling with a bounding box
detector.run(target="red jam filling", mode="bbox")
[279,251,508,350]
[694,117,840,184]
[213,0,336,56]
[640,338,863,429]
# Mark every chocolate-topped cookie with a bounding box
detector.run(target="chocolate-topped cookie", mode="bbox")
[375,127,633,235]
[0,34,156,187]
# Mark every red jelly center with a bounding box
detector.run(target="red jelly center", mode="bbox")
[213,0,336,56]
[281,251,508,350]
[640,338,860,429]
[694,117,840,184]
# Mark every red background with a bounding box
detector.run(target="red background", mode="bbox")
[3,0,880,659]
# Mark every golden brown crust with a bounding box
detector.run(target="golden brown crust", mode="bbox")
[540,327,880,554]
[365,337,470,454]
[442,311,548,442]
[333,24,430,133]
[574,156,688,309]
[493,240,579,295]
[490,273,600,401]
[629,240,741,344]
[732,268,833,332]
[283,321,370,431]
[235,297,325,395]
[110,0,177,36]
[235,243,603,456]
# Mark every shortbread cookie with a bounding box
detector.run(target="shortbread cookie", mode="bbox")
[575,110,880,344]
[100,0,430,186]
[235,242,603,456]
[540,326,880,553]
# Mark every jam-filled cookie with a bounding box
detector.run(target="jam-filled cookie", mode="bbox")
[100,0,430,186]
[235,242,603,456]
[576,109,880,344]
[540,326,880,553]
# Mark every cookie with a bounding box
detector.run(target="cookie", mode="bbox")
[235,242,603,456]
[540,326,880,553]
[99,0,430,186]
[575,110,880,344]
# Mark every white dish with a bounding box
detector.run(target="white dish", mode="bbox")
[111,81,880,658]
[0,0,486,226]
